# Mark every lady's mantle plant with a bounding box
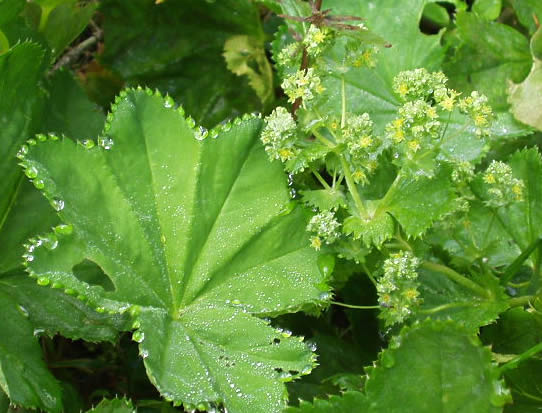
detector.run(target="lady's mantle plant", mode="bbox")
[2,0,542,412]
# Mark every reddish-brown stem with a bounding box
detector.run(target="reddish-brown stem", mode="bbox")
[291,48,309,116]
[291,0,323,117]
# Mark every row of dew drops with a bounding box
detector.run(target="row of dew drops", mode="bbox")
[15,87,265,231]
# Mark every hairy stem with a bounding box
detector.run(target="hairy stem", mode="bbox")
[421,261,490,298]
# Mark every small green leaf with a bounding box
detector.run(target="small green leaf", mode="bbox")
[343,213,394,248]
[445,10,531,111]
[300,188,347,211]
[224,35,274,107]
[473,0,502,21]
[284,391,368,412]
[384,167,456,238]
[86,397,134,413]
[40,1,97,57]
[422,3,450,27]
[509,27,542,131]
[22,90,329,412]
[364,320,511,412]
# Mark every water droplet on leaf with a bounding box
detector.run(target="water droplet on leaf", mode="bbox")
[194,126,209,141]
[54,224,73,235]
[132,331,145,343]
[25,166,38,179]
[50,198,65,211]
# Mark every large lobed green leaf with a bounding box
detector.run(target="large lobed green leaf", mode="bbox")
[364,320,510,412]
[444,10,531,112]
[21,89,329,412]
[284,320,510,412]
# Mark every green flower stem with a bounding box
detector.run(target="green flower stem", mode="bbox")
[362,262,377,286]
[311,168,331,190]
[421,261,490,298]
[393,233,413,251]
[498,341,542,374]
[331,301,380,310]
[419,302,474,314]
[312,129,336,148]
[508,295,536,307]
[339,155,368,218]
[375,172,403,216]
[502,237,542,285]
[341,76,347,129]
[39,7,53,32]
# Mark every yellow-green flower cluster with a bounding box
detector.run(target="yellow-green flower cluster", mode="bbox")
[483,161,524,207]
[306,210,341,250]
[393,68,447,102]
[451,161,475,183]
[458,91,493,137]
[336,113,380,184]
[348,45,378,69]
[303,25,330,57]
[281,68,324,104]
[261,107,298,161]
[434,87,461,112]
[377,251,421,326]
[385,99,440,156]
[277,42,300,68]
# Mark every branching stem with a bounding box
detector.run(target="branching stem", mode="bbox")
[421,261,490,298]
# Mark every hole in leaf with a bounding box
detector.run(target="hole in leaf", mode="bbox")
[273,338,281,344]
[72,259,115,292]
[288,370,299,375]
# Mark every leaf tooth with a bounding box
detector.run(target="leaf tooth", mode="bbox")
[77,138,96,150]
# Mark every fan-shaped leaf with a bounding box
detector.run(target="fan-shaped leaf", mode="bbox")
[21,89,329,412]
